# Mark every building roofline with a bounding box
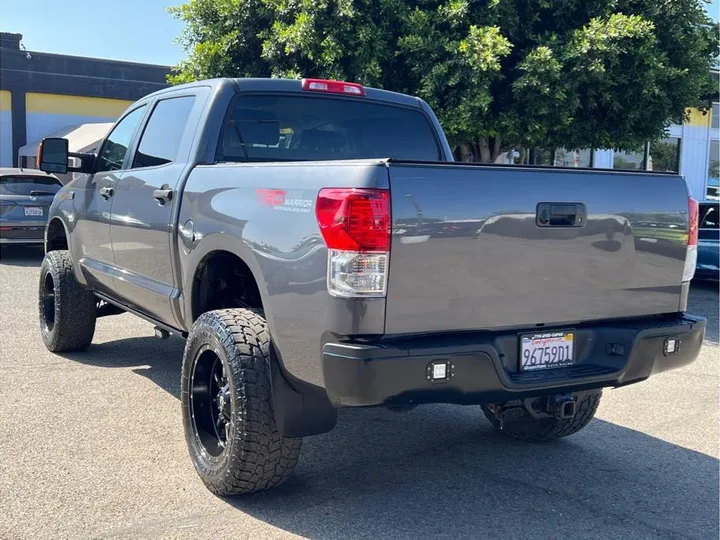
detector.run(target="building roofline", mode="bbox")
[16,49,173,70]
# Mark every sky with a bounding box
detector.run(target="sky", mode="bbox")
[0,0,718,68]
[0,0,185,66]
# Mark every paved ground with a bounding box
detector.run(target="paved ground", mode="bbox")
[0,245,717,540]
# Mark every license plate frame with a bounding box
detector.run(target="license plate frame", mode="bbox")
[519,330,575,372]
[24,207,43,217]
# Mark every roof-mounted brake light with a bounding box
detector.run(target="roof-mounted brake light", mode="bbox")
[301,78,365,96]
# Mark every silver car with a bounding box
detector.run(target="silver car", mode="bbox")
[0,168,62,245]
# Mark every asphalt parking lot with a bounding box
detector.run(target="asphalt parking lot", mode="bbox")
[0,245,717,540]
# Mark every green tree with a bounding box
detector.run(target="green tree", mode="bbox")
[169,0,719,162]
[649,139,680,172]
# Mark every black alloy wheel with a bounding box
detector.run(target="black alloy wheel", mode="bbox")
[189,346,233,458]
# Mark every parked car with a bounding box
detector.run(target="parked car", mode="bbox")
[696,201,719,279]
[0,168,62,245]
[36,78,705,496]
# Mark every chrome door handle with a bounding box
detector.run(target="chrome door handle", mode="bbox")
[153,185,173,205]
[99,186,114,199]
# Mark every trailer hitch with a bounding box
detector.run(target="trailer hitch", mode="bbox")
[490,393,579,428]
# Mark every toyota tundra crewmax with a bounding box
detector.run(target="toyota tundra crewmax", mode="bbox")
[36,78,705,495]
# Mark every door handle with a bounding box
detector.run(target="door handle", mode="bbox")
[536,202,586,227]
[153,185,173,205]
[99,186,114,199]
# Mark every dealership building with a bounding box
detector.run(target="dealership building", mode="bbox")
[0,31,717,200]
[0,32,169,171]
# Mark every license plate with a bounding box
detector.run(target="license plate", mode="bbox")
[520,331,575,371]
[24,207,43,217]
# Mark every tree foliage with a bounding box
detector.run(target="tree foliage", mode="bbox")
[170,0,719,161]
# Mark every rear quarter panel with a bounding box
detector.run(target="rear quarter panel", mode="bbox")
[178,161,390,388]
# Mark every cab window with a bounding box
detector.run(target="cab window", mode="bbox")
[95,106,146,172]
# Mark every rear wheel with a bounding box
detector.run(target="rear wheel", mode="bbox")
[38,250,97,352]
[482,391,602,442]
[181,308,302,495]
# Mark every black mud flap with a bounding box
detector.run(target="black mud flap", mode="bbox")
[270,349,337,438]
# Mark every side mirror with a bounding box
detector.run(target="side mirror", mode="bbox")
[37,137,96,174]
[38,137,69,174]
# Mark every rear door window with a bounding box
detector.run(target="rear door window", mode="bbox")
[0,176,63,196]
[217,95,441,162]
[132,96,196,168]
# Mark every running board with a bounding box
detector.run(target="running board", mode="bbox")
[93,292,186,338]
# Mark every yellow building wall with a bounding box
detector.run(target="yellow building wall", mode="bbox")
[24,93,133,150]
[25,93,133,117]
[686,107,712,128]
[0,90,11,112]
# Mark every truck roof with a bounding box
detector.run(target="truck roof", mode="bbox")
[141,77,423,109]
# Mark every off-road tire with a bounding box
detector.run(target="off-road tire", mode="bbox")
[181,308,302,496]
[38,250,97,352]
[482,391,602,442]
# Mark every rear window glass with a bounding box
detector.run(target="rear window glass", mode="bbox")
[217,95,441,162]
[0,176,62,196]
[700,203,719,229]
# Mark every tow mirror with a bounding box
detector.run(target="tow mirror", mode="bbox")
[38,138,69,174]
[38,137,95,174]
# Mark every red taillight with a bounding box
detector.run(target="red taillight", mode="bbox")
[688,196,699,246]
[301,78,366,96]
[316,188,390,251]
[682,196,699,282]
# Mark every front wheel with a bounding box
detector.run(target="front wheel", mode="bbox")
[181,308,302,495]
[482,391,602,442]
[38,250,97,352]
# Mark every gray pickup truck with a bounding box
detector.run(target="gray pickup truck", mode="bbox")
[37,78,705,495]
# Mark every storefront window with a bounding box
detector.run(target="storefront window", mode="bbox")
[712,103,719,130]
[613,148,646,170]
[708,139,719,200]
[648,138,680,172]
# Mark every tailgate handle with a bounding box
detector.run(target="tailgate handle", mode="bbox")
[537,203,586,227]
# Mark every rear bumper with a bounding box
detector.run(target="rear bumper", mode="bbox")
[322,314,706,407]
[0,222,46,244]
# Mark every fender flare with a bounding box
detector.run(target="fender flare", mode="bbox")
[181,231,269,330]
[183,232,337,437]
[44,216,70,253]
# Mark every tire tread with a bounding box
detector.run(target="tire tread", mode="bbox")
[39,250,96,352]
[182,308,302,495]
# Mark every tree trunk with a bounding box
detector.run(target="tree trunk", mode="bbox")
[456,142,474,162]
[455,137,512,163]
[476,138,492,162]
[472,136,505,163]
[491,136,502,162]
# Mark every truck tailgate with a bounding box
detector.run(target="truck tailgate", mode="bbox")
[385,162,690,334]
